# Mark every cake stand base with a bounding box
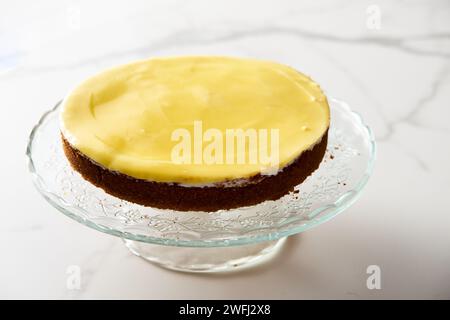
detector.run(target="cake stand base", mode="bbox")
[123,237,287,273]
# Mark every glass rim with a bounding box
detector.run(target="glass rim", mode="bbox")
[26,97,376,247]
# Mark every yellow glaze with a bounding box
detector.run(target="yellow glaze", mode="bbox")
[60,56,330,184]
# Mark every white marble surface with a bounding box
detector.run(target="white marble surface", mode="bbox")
[1,0,450,299]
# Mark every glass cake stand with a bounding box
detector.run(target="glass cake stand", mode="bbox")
[26,97,376,273]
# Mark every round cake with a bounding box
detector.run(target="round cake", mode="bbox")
[60,56,330,211]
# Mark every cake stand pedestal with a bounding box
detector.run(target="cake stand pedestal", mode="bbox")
[124,237,287,272]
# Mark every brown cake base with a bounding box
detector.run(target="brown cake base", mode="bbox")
[62,131,328,212]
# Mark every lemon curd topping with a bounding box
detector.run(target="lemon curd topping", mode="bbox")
[60,56,330,184]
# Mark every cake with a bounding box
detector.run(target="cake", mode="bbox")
[60,56,330,211]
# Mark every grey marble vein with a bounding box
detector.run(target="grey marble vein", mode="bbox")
[401,64,450,126]
[63,238,117,299]
[378,62,450,142]
[0,224,44,233]
[2,26,449,79]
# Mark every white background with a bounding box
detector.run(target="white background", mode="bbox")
[1,0,449,299]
